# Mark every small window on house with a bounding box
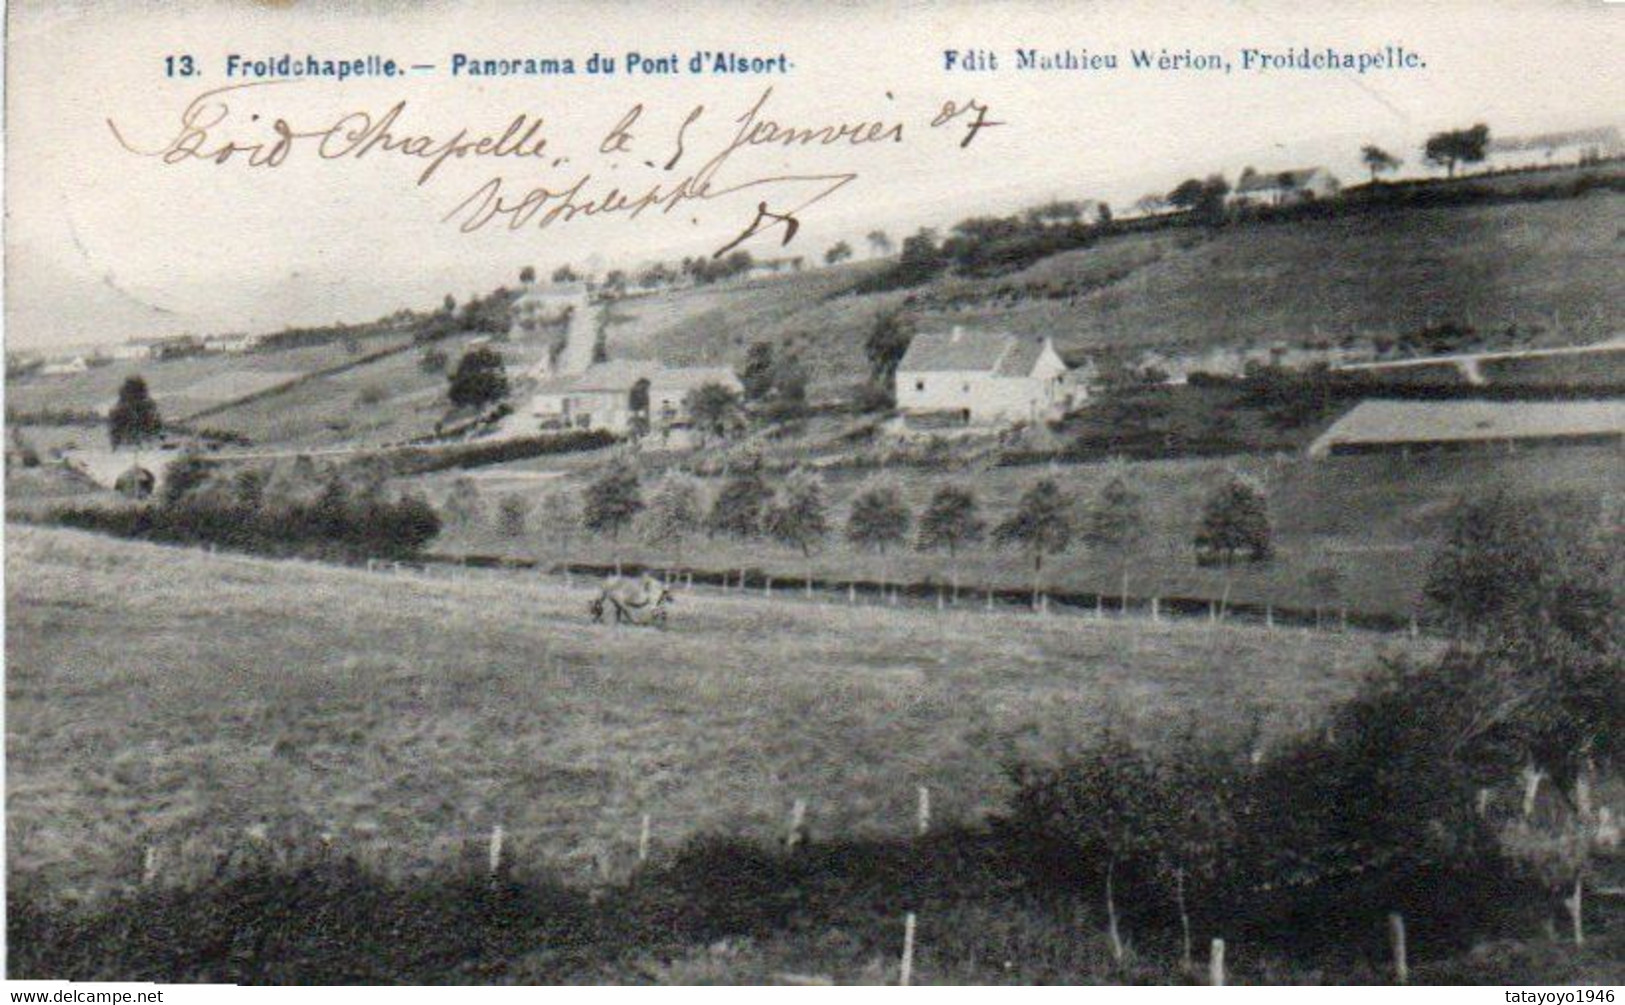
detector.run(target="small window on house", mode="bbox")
[915,380,926,392]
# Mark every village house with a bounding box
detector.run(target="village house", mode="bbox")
[529,360,743,434]
[37,355,91,377]
[894,326,1078,427]
[102,342,152,362]
[203,333,259,354]
[1229,167,1341,209]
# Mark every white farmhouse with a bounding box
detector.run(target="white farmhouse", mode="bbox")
[37,355,90,376]
[894,327,1077,427]
[103,342,152,362]
[1229,167,1341,209]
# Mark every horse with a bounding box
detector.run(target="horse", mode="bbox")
[589,573,673,627]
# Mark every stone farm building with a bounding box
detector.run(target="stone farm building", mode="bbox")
[894,327,1080,427]
[1229,167,1341,209]
[1307,398,1625,458]
[528,360,743,434]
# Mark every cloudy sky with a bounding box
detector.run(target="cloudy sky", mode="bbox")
[5,0,1621,349]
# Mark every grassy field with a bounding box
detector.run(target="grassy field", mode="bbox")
[193,330,568,448]
[6,525,1402,907]
[5,335,412,421]
[420,444,1624,620]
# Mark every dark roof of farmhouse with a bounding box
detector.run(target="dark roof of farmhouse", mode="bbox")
[898,328,1051,376]
[1236,167,1330,193]
[1309,399,1625,455]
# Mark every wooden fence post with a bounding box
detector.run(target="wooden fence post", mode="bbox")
[1522,766,1545,817]
[806,575,814,599]
[1209,938,1225,987]
[1388,913,1408,984]
[686,571,694,590]
[889,587,899,606]
[488,824,504,878]
[937,587,945,612]
[1151,597,1161,622]
[764,576,772,598]
[1339,607,1349,632]
[899,912,917,986]
[786,799,807,851]
[849,582,857,605]
[1265,603,1274,628]
[141,844,161,886]
[638,813,651,864]
[917,785,931,837]
[1095,595,1104,619]
[1408,616,1419,638]
[1209,600,1218,623]
[1566,873,1585,947]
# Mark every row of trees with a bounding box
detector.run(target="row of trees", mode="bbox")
[1135,123,1493,224]
[539,464,1274,598]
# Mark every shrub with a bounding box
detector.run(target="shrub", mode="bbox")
[49,490,441,560]
[161,454,217,507]
[108,376,162,449]
[582,464,643,540]
[497,493,530,537]
[707,470,772,539]
[916,485,985,559]
[443,477,484,527]
[762,469,829,556]
[391,430,617,476]
[1194,475,1272,566]
[993,479,1073,589]
[448,347,509,409]
[641,473,703,551]
[845,481,911,554]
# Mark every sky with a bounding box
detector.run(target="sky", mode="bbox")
[4,0,1622,350]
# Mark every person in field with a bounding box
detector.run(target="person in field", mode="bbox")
[589,572,673,626]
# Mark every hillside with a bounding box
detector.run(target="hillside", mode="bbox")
[15,181,1618,454]
[4,333,414,422]
[597,188,1625,391]
[191,330,551,448]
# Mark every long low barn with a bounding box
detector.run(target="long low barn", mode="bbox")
[1308,398,1625,458]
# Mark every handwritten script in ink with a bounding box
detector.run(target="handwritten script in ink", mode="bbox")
[107,81,1004,255]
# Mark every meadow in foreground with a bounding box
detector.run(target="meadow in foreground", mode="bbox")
[5,525,1396,903]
